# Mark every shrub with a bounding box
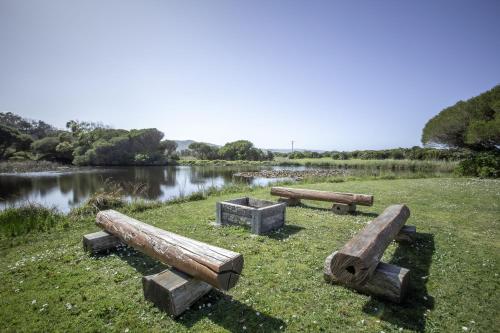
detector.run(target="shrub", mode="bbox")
[455,151,500,178]
[0,204,63,237]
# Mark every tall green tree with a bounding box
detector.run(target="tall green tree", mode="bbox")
[218,140,267,161]
[422,85,500,150]
[188,142,219,160]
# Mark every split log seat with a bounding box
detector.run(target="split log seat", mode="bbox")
[324,204,415,303]
[271,186,374,215]
[83,210,244,316]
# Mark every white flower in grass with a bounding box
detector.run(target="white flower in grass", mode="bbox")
[31,299,36,305]
[462,327,468,331]
[65,303,73,310]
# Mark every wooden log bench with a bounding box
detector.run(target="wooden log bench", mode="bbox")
[270,186,374,215]
[324,204,416,303]
[83,210,244,316]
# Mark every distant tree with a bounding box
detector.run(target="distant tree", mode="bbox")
[0,124,33,160]
[71,127,169,166]
[160,140,178,157]
[218,140,266,161]
[31,132,74,163]
[422,85,500,150]
[188,142,219,160]
[0,112,56,139]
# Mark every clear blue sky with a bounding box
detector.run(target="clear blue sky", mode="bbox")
[1,0,499,151]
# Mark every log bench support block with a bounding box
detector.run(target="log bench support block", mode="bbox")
[277,197,301,206]
[83,231,122,254]
[331,203,357,215]
[395,225,417,243]
[324,252,409,303]
[143,268,213,317]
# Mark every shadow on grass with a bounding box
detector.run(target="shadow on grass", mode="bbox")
[94,246,167,276]
[178,291,286,332]
[266,224,304,240]
[362,233,435,332]
[95,247,286,332]
[296,202,379,218]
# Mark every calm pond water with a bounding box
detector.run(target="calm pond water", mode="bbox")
[0,165,296,212]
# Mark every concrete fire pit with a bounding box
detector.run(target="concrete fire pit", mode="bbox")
[216,197,286,235]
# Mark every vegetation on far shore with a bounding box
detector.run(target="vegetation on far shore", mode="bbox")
[1,85,499,177]
[0,177,498,332]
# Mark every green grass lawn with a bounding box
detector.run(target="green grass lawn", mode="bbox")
[1,178,498,332]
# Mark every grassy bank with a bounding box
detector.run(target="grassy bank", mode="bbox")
[273,157,458,172]
[179,157,458,173]
[1,178,499,332]
[0,160,72,173]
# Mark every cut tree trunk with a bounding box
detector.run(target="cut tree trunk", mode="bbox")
[270,187,374,206]
[330,204,410,285]
[96,210,243,291]
[324,252,409,303]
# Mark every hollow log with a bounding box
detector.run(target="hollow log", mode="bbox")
[96,210,243,291]
[330,204,410,285]
[270,187,374,206]
[324,252,409,303]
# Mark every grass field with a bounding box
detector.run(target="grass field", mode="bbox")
[179,157,458,174]
[0,178,498,332]
[272,157,458,172]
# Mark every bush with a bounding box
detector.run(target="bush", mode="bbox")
[0,204,64,237]
[455,151,500,178]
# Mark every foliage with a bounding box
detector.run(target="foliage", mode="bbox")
[422,85,500,150]
[31,134,73,163]
[218,140,271,161]
[0,124,33,160]
[0,203,64,237]
[0,112,56,139]
[71,127,168,166]
[160,139,178,157]
[455,151,500,178]
[188,142,220,160]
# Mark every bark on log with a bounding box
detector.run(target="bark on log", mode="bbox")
[96,210,243,291]
[324,252,409,303]
[270,187,374,206]
[330,204,410,285]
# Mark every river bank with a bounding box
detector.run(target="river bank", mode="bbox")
[0,161,74,174]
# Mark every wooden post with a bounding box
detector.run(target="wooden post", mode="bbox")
[330,204,410,285]
[331,203,356,215]
[271,187,374,206]
[395,225,417,243]
[83,230,122,254]
[324,252,409,303]
[96,210,243,291]
[277,197,301,206]
[143,268,213,317]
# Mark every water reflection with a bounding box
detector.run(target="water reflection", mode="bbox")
[0,166,282,212]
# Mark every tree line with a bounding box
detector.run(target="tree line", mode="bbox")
[277,147,470,161]
[0,112,178,165]
[184,141,274,161]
